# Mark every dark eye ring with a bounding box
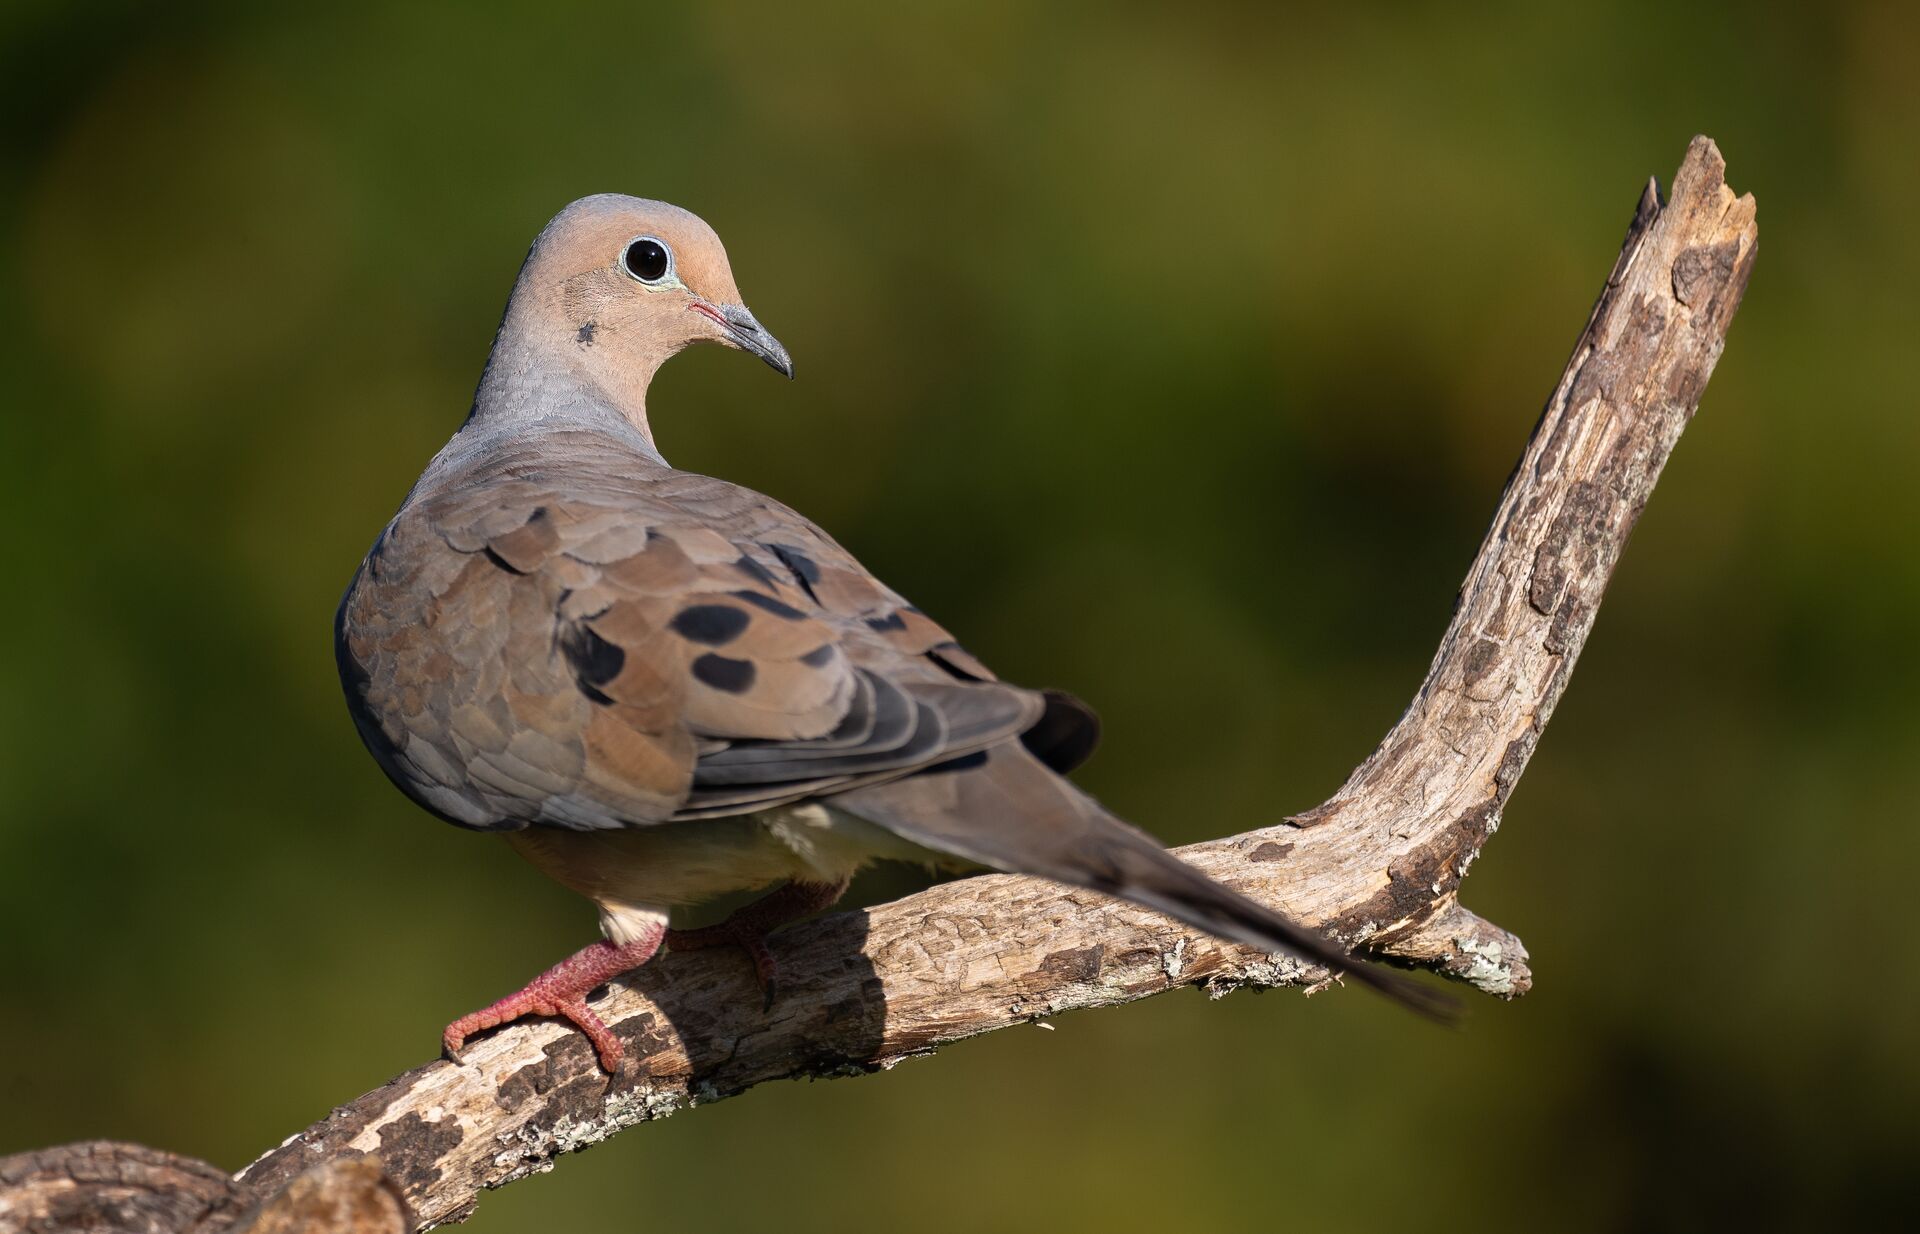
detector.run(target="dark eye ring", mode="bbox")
[621,236,673,284]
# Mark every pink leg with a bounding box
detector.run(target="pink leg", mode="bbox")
[666,879,850,1007]
[442,919,665,1074]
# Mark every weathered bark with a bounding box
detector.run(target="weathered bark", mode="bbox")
[2,137,1756,1233]
[0,1143,405,1234]
[0,1142,243,1234]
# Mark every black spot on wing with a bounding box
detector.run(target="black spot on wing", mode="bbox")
[767,544,820,584]
[692,653,756,694]
[559,624,625,705]
[865,612,908,632]
[799,644,837,667]
[734,555,779,587]
[766,543,822,602]
[670,604,751,646]
[560,625,625,686]
[731,590,807,620]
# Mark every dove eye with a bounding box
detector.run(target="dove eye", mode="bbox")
[621,237,673,284]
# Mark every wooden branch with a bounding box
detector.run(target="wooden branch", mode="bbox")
[3,137,1756,1233]
[0,1142,406,1234]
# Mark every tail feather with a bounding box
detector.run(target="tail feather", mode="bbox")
[833,743,1457,1022]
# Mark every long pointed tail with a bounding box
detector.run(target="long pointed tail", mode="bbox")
[834,744,1456,1021]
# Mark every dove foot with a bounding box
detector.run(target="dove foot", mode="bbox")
[442,921,666,1073]
[666,878,850,1008]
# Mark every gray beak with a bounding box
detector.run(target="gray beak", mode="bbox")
[712,302,794,379]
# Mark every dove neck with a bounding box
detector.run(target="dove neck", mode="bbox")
[468,321,667,463]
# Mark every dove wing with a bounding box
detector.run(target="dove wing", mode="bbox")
[335,427,1060,832]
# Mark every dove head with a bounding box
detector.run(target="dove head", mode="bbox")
[472,195,791,448]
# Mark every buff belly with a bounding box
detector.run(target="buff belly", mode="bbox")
[505,803,950,944]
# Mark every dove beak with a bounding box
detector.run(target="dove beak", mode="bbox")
[693,301,794,379]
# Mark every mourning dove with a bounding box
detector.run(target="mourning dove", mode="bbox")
[336,195,1447,1072]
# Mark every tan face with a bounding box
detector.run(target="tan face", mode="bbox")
[518,195,792,384]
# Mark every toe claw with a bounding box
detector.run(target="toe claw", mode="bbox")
[436,923,666,1076]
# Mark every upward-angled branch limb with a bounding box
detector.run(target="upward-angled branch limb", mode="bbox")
[3,138,1757,1234]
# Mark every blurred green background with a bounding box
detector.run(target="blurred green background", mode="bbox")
[3,1,1915,1230]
